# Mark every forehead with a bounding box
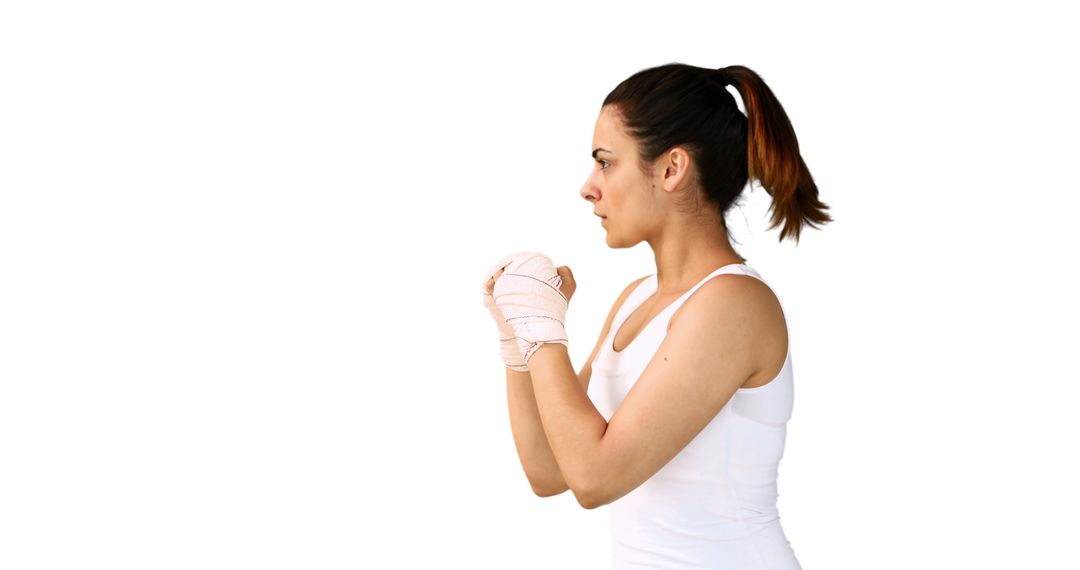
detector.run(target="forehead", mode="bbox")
[592,106,630,147]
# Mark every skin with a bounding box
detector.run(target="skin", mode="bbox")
[486,104,789,509]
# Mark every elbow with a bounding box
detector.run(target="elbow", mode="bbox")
[529,475,599,507]
[530,480,568,498]
[565,462,608,509]
[573,488,602,510]
[571,479,607,510]
[574,491,598,510]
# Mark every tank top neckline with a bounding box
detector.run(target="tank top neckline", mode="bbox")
[610,262,757,355]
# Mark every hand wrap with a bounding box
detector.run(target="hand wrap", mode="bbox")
[481,252,530,371]
[491,252,569,365]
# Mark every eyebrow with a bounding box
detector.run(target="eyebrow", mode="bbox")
[592,148,612,159]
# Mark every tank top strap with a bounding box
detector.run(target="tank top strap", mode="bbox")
[655,264,792,360]
[610,274,658,332]
[607,263,782,348]
[730,264,787,317]
[654,263,763,322]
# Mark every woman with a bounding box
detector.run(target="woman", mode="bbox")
[482,63,831,569]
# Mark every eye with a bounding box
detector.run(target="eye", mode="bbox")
[596,159,610,170]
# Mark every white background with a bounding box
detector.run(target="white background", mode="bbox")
[2,1,1078,568]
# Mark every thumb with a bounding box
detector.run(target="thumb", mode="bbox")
[556,266,576,299]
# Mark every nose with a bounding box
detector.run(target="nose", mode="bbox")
[580,180,599,204]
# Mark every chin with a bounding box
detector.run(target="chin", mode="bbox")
[604,235,630,249]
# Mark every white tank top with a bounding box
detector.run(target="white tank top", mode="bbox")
[586,263,802,569]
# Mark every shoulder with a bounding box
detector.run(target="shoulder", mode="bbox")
[669,273,786,346]
[689,271,779,311]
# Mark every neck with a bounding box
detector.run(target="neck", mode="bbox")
[647,219,746,296]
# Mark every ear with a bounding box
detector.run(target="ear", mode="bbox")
[660,146,693,193]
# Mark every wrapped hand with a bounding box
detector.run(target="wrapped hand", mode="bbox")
[491,252,569,365]
[481,252,530,371]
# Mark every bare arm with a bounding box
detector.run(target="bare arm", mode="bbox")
[507,367,569,496]
[504,275,649,497]
[529,275,770,509]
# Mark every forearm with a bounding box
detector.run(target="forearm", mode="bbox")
[526,344,608,504]
[506,366,569,496]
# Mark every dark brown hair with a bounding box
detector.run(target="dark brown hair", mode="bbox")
[602,63,832,244]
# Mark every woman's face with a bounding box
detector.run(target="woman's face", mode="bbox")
[580,105,660,248]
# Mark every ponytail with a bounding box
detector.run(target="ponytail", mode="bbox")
[722,65,833,244]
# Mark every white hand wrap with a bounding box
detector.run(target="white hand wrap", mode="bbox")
[491,252,569,365]
[481,252,530,371]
